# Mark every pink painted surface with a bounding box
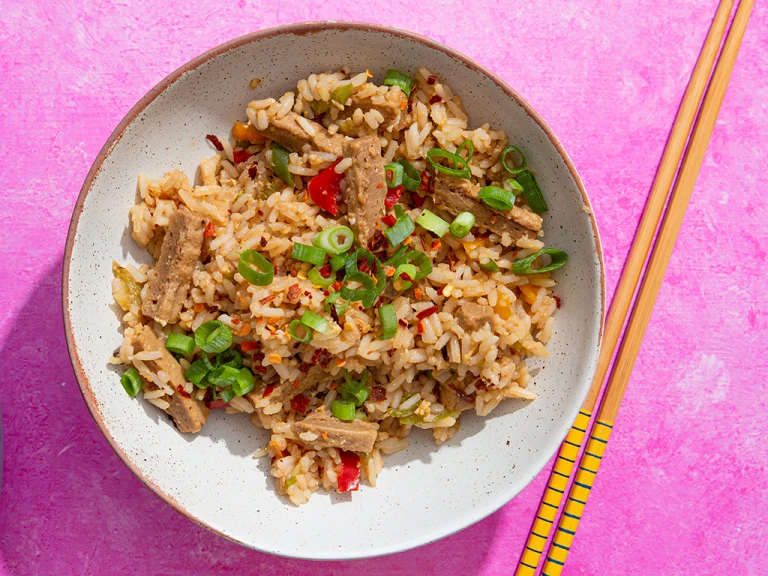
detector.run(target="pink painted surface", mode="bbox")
[1,1,766,574]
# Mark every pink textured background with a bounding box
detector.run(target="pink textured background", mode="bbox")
[1,1,766,574]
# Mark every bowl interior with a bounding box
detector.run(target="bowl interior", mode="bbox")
[65,24,603,560]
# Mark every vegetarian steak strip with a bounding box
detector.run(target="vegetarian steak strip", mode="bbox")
[456,302,495,332]
[256,111,345,157]
[342,135,387,248]
[246,365,329,405]
[431,172,542,240]
[292,410,379,452]
[141,209,206,325]
[339,90,407,131]
[131,326,209,433]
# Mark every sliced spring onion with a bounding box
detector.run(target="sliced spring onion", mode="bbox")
[388,392,420,417]
[516,170,549,213]
[385,214,415,246]
[121,367,142,397]
[383,69,415,96]
[300,310,331,335]
[456,139,475,161]
[449,211,476,239]
[207,365,241,388]
[313,225,355,255]
[503,178,524,197]
[340,373,370,407]
[427,148,471,179]
[477,186,516,211]
[330,252,350,272]
[331,399,356,421]
[330,82,353,104]
[479,258,499,273]
[396,158,421,192]
[218,387,236,404]
[511,248,568,274]
[393,263,417,291]
[344,248,377,290]
[394,204,406,219]
[165,333,195,355]
[238,249,275,286]
[288,319,312,343]
[406,250,433,280]
[194,320,233,354]
[216,349,242,369]
[340,285,378,308]
[324,292,350,316]
[416,209,450,237]
[384,245,409,266]
[291,242,326,265]
[271,142,294,186]
[500,145,528,175]
[378,303,398,340]
[232,367,255,396]
[186,356,214,387]
[384,163,404,188]
[307,266,334,289]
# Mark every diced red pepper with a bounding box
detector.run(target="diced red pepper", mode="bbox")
[233,149,252,164]
[291,394,310,414]
[384,185,404,208]
[262,384,275,398]
[337,450,361,492]
[207,399,229,410]
[382,214,397,227]
[416,306,439,320]
[308,160,343,216]
[204,222,215,238]
[319,264,333,278]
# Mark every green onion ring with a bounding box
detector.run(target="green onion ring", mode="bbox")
[238,250,275,286]
[331,399,357,421]
[300,310,331,335]
[378,303,398,340]
[383,69,415,96]
[313,225,355,255]
[503,178,524,197]
[449,211,476,239]
[165,333,195,355]
[456,139,474,161]
[194,320,233,354]
[427,148,471,179]
[405,250,433,280]
[516,170,549,214]
[479,258,499,273]
[511,248,568,275]
[415,209,450,237]
[384,163,404,188]
[288,319,312,343]
[393,263,417,291]
[291,242,326,265]
[500,145,528,175]
[307,266,335,289]
[121,367,142,397]
[477,186,516,211]
[186,357,213,387]
[396,158,421,192]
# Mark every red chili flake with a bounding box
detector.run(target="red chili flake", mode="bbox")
[262,384,275,398]
[252,351,265,363]
[400,272,413,282]
[419,170,431,193]
[286,283,301,301]
[329,302,341,325]
[416,306,439,320]
[413,287,423,300]
[231,318,241,325]
[254,366,267,375]
[257,209,264,216]
[368,229,387,252]
[289,266,298,277]
[315,112,326,125]
[310,348,333,368]
[358,258,371,274]
[428,95,442,104]
[447,253,457,271]
[207,399,229,410]
[420,235,429,251]
[240,341,259,352]
[473,378,489,391]
[259,236,268,248]
[331,280,343,292]
[203,222,215,238]
[450,383,474,403]
[398,319,408,328]
[260,294,276,305]
[370,386,387,402]
[296,363,310,375]
[411,192,425,208]
[248,165,258,179]
[416,321,425,334]
[382,214,397,227]
[554,296,562,308]
[427,75,438,85]
[291,394,310,414]
[377,182,385,188]
[303,290,311,297]
[384,185,404,208]
[233,149,251,164]
[319,263,333,278]
[176,385,191,398]
[436,286,444,296]
[430,240,441,251]
[205,134,224,151]
[323,290,330,297]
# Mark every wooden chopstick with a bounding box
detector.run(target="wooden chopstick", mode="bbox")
[539,1,754,574]
[515,1,734,573]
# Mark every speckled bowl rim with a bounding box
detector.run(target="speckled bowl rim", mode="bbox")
[62,21,605,559]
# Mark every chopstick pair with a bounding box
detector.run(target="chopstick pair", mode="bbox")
[516,1,754,574]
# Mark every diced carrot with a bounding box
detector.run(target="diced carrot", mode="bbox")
[232,121,266,144]
[519,284,539,305]
[494,293,513,320]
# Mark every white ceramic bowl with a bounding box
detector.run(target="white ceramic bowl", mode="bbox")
[64,22,604,560]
